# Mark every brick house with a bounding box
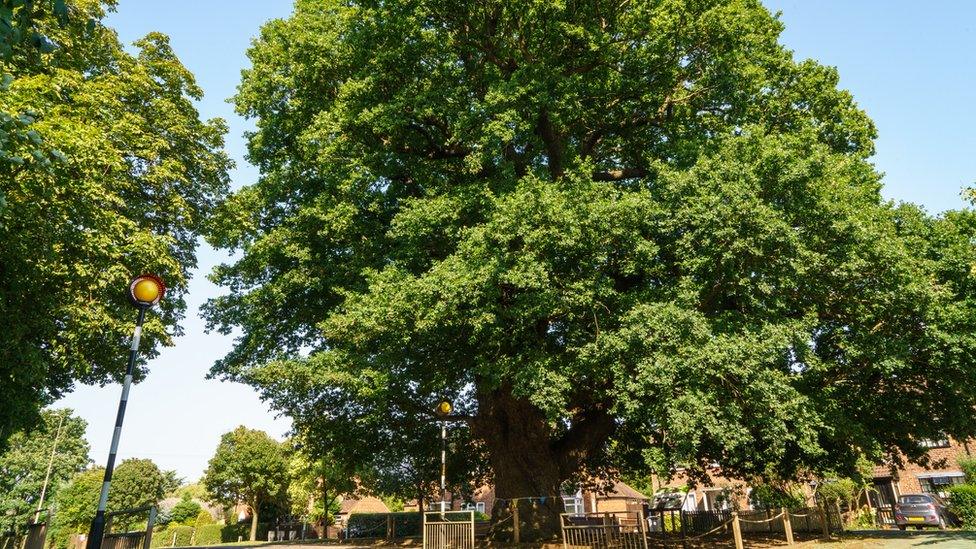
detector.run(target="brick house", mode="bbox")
[651,437,975,512]
[869,436,975,507]
[405,481,648,516]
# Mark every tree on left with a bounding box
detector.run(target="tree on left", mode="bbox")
[0,0,231,445]
[0,408,89,533]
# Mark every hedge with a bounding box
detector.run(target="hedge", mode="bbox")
[948,484,976,530]
[148,522,270,547]
[346,512,422,538]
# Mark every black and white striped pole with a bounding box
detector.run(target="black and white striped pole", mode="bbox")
[434,400,452,516]
[85,274,165,549]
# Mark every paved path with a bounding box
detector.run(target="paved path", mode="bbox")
[821,530,976,548]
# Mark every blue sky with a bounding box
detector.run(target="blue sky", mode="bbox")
[56,1,976,482]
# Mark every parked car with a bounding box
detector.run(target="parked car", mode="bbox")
[894,494,951,530]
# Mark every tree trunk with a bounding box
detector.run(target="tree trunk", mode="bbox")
[473,385,615,541]
[249,500,259,542]
[472,387,568,541]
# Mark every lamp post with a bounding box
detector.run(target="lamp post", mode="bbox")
[434,400,452,515]
[85,275,165,549]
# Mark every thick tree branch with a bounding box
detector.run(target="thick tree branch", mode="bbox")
[552,407,615,477]
[537,110,565,178]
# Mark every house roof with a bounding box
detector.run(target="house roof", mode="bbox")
[603,480,649,500]
[338,496,390,515]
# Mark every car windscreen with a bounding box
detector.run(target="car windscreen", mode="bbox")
[898,495,932,504]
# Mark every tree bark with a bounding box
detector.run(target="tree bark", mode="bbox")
[473,386,565,541]
[249,499,259,542]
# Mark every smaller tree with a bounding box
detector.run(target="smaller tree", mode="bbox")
[0,409,90,532]
[110,458,166,528]
[50,468,104,547]
[167,494,202,525]
[202,427,289,541]
[286,441,354,526]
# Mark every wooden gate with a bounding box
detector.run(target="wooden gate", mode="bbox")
[102,506,156,549]
[560,511,648,549]
[423,511,475,549]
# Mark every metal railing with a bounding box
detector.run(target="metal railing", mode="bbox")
[423,511,475,549]
[560,511,648,549]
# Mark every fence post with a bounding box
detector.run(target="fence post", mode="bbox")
[387,515,393,540]
[511,501,520,545]
[731,512,744,549]
[680,510,686,548]
[659,510,667,549]
[782,508,793,546]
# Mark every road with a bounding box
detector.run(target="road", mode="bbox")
[811,530,976,548]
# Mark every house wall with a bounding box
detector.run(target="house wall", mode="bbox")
[872,438,973,501]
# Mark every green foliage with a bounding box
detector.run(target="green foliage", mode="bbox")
[161,470,183,498]
[380,495,405,513]
[194,509,215,527]
[286,439,352,523]
[167,495,202,526]
[110,459,166,517]
[846,507,876,529]
[0,0,230,445]
[0,0,69,61]
[202,427,289,541]
[193,523,223,545]
[346,512,422,539]
[749,483,805,510]
[959,457,976,485]
[204,0,976,535]
[948,484,976,530]
[0,409,89,533]
[49,458,167,540]
[149,525,193,548]
[173,483,206,501]
[816,478,857,507]
[49,468,103,543]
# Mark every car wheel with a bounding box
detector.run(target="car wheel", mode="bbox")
[898,525,906,531]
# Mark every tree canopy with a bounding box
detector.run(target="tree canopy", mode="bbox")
[204,0,976,538]
[0,408,89,533]
[0,0,230,444]
[202,427,288,541]
[49,458,167,538]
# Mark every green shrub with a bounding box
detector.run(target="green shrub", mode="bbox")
[959,457,976,485]
[168,498,202,526]
[845,507,875,529]
[194,524,223,545]
[749,483,805,510]
[346,512,422,538]
[194,510,215,527]
[948,484,976,530]
[150,525,193,548]
[219,521,269,542]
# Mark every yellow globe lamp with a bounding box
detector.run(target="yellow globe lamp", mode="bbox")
[436,400,452,418]
[128,274,165,307]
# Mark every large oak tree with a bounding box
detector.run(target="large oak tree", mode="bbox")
[205,0,976,538]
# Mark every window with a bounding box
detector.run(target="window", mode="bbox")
[462,502,486,514]
[918,474,964,498]
[918,437,950,449]
[704,489,731,511]
[563,496,584,515]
